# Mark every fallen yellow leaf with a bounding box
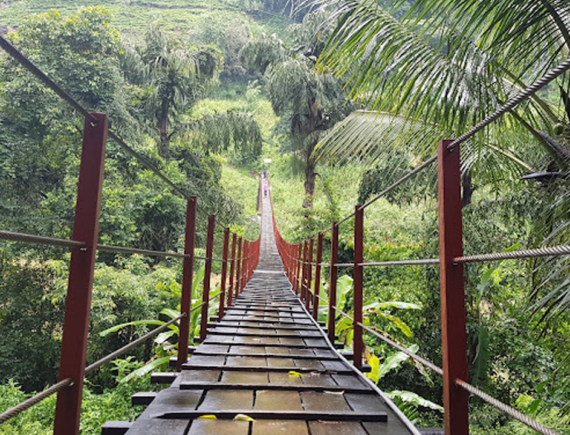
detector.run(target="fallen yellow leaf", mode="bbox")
[234,414,256,422]
[288,371,305,377]
[197,415,217,420]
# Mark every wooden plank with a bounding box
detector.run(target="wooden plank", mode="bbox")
[153,410,388,422]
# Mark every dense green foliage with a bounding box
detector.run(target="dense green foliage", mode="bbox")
[0,1,569,434]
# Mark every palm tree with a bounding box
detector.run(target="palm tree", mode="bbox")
[311,0,570,316]
[240,12,351,208]
[122,26,221,157]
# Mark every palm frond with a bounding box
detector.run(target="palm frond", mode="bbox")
[181,111,263,156]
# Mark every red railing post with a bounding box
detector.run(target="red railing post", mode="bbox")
[235,237,243,298]
[438,140,469,435]
[54,113,108,435]
[295,244,302,294]
[353,205,364,369]
[200,214,216,343]
[176,196,197,371]
[306,237,314,311]
[328,223,339,342]
[241,240,248,292]
[228,233,237,307]
[312,232,323,320]
[301,240,308,302]
[241,240,251,289]
[219,227,230,319]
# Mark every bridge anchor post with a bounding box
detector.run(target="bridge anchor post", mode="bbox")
[54,113,108,435]
[177,197,197,371]
[438,140,469,435]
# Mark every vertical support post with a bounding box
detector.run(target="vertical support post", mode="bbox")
[353,205,364,369]
[54,113,108,435]
[328,223,339,342]
[227,233,237,308]
[312,232,323,320]
[301,241,308,302]
[438,140,469,435]
[219,227,230,319]
[295,244,302,294]
[306,237,314,311]
[177,197,197,371]
[235,237,243,299]
[241,241,248,292]
[200,215,216,343]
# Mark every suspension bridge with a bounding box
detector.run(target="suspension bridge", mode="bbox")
[0,32,568,435]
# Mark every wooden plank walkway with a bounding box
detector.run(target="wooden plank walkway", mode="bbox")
[108,192,420,435]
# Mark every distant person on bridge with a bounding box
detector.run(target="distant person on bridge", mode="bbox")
[263,182,268,196]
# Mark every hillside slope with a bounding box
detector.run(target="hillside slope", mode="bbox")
[0,0,289,34]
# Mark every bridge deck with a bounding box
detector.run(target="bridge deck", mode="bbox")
[120,193,419,435]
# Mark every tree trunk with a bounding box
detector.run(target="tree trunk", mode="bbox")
[303,156,316,209]
[158,99,170,158]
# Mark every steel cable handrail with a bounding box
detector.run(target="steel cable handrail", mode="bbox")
[323,56,570,231]
[85,312,187,374]
[0,230,86,249]
[0,35,191,202]
[0,378,74,424]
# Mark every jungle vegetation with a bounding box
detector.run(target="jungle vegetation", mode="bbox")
[0,1,569,434]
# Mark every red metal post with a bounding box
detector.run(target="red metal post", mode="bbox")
[200,214,216,343]
[328,223,339,342]
[228,233,237,307]
[241,240,248,292]
[312,232,323,320]
[235,237,243,299]
[301,241,308,302]
[54,113,108,435]
[306,237,314,311]
[353,205,364,369]
[295,244,302,294]
[438,140,469,435]
[219,227,230,319]
[176,197,197,371]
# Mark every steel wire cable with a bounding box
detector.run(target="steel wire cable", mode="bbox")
[97,244,188,258]
[0,378,73,424]
[0,36,97,123]
[357,322,443,375]
[455,380,560,435]
[0,35,191,201]
[0,230,86,249]
[357,320,560,434]
[448,58,570,151]
[85,313,187,374]
[359,259,440,267]
[328,57,570,228]
[455,245,570,263]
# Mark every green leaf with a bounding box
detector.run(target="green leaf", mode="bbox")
[154,330,176,345]
[374,310,413,337]
[387,390,443,412]
[99,320,165,337]
[363,301,421,310]
[160,308,181,320]
[120,356,171,383]
[377,345,419,381]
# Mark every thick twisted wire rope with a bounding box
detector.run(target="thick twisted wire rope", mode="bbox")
[0,35,191,201]
[85,313,187,374]
[331,57,570,227]
[455,245,570,263]
[0,230,85,249]
[0,378,73,424]
[455,380,560,435]
[356,323,560,435]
